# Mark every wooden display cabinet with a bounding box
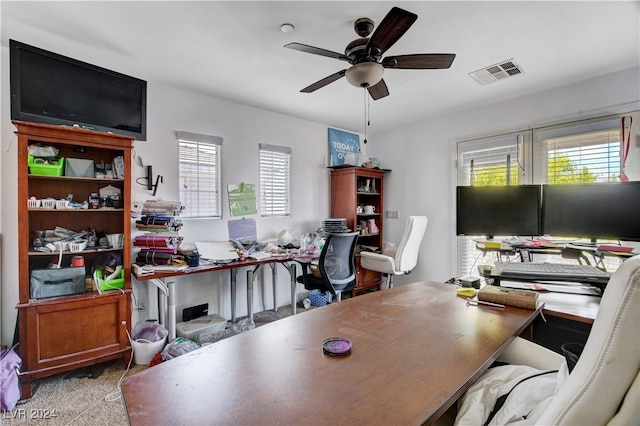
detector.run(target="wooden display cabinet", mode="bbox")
[330,166,388,294]
[14,121,133,398]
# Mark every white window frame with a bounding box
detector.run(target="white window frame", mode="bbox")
[456,131,532,277]
[177,131,223,219]
[259,143,291,217]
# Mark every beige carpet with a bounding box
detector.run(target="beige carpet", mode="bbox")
[3,304,315,425]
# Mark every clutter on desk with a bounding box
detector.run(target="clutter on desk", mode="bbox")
[318,218,350,235]
[478,285,539,309]
[141,199,184,216]
[134,200,188,267]
[135,215,183,232]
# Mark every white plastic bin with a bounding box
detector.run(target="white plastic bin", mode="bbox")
[132,336,167,365]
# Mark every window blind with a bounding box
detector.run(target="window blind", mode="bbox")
[533,116,622,184]
[456,132,531,276]
[259,143,291,217]
[177,131,223,219]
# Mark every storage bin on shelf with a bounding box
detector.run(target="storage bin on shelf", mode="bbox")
[28,155,65,176]
[94,268,125,292]
[41,199,56,209]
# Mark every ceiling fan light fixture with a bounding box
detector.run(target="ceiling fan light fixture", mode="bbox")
[345,62,384,88]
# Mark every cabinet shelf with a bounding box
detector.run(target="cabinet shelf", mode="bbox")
[29,175,124,183]
[28,208,124,213]
[17,288,132,308]
[28,247,123,256]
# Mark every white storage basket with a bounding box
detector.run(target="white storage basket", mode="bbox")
[41,199,56,209]
[69,240,88,253]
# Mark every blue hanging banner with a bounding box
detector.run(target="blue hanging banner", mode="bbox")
[328,128,360,166]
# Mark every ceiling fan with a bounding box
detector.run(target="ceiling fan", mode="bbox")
[285,7,456,100]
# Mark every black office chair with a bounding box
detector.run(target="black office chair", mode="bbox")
[296,232,359,302]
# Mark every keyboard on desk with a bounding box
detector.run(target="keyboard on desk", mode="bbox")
[494,262,610,282]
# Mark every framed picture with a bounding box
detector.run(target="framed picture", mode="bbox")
[328,128,360,166]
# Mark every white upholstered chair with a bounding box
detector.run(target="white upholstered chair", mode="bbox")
[360,215,427,289]
[449,254,640,425]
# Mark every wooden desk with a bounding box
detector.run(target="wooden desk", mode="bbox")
[122,281,540,425]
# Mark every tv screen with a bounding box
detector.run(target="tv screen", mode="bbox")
[10,40,147,140]
[456,185,541,237]
[542,182,640,241]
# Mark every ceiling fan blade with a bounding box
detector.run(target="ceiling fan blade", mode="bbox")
[366,7,418,59]
[285,42,349,61]
[301,70,347,93]
[367,79,389,100]
[382,53,456,69]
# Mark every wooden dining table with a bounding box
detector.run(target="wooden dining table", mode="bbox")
[122,281,541,425]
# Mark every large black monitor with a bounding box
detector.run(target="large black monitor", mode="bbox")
[542,182,640,241]
[456,185,542,238]
[10,40,147,140]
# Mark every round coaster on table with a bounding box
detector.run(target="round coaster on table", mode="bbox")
[322,337,352,356]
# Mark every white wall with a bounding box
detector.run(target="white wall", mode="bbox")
[368,66,640,286]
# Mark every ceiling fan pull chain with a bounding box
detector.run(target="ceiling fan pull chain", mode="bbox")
[363,88,368,144]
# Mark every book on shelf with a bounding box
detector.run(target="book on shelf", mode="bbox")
[478,285,539,309]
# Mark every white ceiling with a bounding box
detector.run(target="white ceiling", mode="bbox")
[2,1,639,135]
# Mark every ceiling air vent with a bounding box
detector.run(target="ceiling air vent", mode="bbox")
[469,59,524,85]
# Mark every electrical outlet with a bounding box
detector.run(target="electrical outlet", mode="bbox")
[385,210,399,219]
[138,299,147,311]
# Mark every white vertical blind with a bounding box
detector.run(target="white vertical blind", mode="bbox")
[259,143,291,217]
[177,131,223,219]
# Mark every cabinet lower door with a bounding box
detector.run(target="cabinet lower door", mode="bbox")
[19,293,130,379]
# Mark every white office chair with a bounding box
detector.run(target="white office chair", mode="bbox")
[360,215,428,289]
[450,254,640,425]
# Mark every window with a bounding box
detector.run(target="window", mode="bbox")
[456,115,628,277]
[259,143,291,217]
[533,116,622,184]
[532,116,624,271]
[177,131,223,219]
[456,132,532,276]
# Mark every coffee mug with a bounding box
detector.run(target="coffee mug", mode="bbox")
[364,205,375,214]
[106,233,124,249]
[356,205,363,214]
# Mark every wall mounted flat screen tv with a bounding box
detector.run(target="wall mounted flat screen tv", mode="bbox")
[10,40,147,140]
[542,182,640,241]
[456,185,542,237]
